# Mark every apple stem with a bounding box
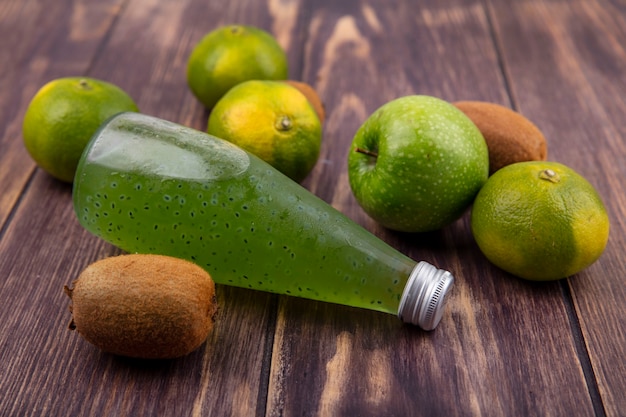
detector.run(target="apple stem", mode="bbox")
[355,147,378,158]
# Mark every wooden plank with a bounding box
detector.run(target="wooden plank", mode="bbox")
[82,3,303,415]
[0,0,126,230]
[0,174,279,416]
[0,0,300,415]
[266,0,600,416]
[487,0,626,415]
[2,0,624,416]
[81,0,307,131]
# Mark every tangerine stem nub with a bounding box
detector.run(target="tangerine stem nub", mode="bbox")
[539,169,560,183]
[78,79,92,90]
[276,116,292,131]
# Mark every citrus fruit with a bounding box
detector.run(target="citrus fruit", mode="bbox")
[186,25,288,109]
[207,80,322,183]
[22,77,139,182]
[284,80,325,124]
[471,161,610,281]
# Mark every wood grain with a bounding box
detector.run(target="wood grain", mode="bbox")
[265,1,602,416]
[487,0,626,415]
[0,0,624,416]
[0,0,285,415]
[0,140,277,415]
[0,0,126,230]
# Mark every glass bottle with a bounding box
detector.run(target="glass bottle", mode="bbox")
[73,112,454,330]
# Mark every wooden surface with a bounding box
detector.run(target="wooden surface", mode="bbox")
[1,0,625,416]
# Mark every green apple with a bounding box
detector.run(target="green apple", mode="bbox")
[348,95,489,232]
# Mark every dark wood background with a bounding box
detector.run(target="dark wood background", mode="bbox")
[1,0,625,416]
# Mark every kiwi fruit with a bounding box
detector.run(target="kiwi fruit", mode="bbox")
[454,101,547,174]
[64,254,218,359]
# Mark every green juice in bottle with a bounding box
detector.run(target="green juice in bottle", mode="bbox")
[73,113,453,330]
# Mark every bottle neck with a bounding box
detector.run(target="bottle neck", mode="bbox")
[397,261,454,330]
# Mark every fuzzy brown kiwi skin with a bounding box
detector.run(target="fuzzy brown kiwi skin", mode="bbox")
[65,254,218,359]
[454,101,548,175]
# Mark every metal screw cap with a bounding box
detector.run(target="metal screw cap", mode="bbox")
[398,261,454,330]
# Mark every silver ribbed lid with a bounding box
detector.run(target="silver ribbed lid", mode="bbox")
[397,261,454,330]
